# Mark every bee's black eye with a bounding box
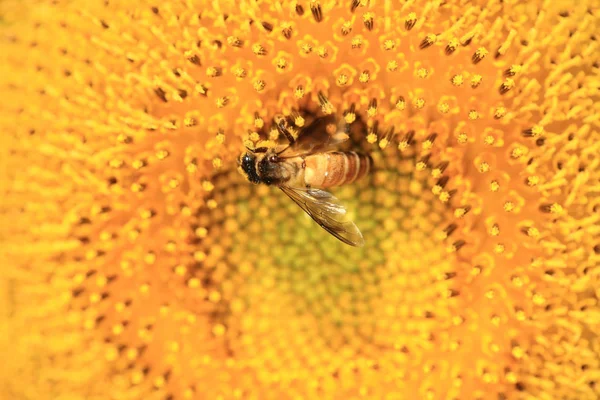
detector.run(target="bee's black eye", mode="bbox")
[269,155,278,163]
[240,152,260,184]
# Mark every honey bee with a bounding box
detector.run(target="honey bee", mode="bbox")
[238,115,372,247]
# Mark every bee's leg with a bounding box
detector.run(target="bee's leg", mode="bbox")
[276,119,296,145]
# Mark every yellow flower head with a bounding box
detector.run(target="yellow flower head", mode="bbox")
[1,1,599,399]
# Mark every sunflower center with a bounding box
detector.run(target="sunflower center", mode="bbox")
[188,137,461,389]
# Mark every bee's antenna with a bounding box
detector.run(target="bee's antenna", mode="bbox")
[276,145,291,155]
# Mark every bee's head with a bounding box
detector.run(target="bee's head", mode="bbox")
[238,152,261,184]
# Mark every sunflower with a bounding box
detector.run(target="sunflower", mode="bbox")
[1,0,599,399]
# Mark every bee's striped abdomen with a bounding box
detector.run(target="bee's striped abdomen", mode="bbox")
[304,152,371,188]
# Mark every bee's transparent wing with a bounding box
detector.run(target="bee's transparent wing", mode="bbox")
[280,186,364,247]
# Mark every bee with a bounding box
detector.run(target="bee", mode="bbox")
[238,114,372,247]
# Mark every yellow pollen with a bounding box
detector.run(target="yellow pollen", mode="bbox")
[506,64,522,76]
[108,159,123,168]
[405,12,417,29]
[301,43,313,54]
[494,107,506,119]
[154,376,165,388]
[248,132,261,142]
[387,60,399,72]
[294,86,305,99]
[209,291,221,303]
[341,21,352,35]
[233,67,246,79]
[226,36,243,47]
[359,71,370,83]
[175,265,187,276]
[168,178,179,189]
[351,38,363,48]
[337,74,349,86]
[422,33,437,47]
[550,203,564,214]
[363,12,374,29]
[471,75,483,88]
[216,97,229,108]
[395,97,406,110]
[156,150,169,160]
[383,40,395,51]
[511,345,524,359]
[530,125,544,137]
[317,46,329,58]
[206,67,220,77]
[253,80,266,92]
[184,116,197,127]
[212,324,226,337]
[490,224,500,236]
[512,276,524,287]
[202,181,215,192]
[527,227,540,238]
[451,74,464,86]
[526,176,539,187]
[117,133,132,144]
[416,161,427,171]
[439,191,451,203]
[252,43,266,56]
[446,38,459,52]
[454,208,467,218]
[416,68,429,78]
[473,47,488,61]
[510,146,527,159]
